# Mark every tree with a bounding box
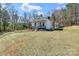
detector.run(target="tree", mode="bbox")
[2,9,10,31]
[52,13,56,30]
[23,12,29,29]
[66,3,77,25]
[0,3,2,31]
[7,5,18,30]
[0,3,10,31]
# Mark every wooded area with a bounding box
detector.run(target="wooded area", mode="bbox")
[0,3,79,32]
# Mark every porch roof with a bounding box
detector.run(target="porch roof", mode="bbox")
[31,19,47,23]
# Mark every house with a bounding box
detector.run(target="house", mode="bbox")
[31,18,53,30]
[30,15,63,31]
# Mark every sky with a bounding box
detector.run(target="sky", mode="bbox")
[7,3,66,16]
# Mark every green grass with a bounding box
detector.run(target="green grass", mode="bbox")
[0,26,79,56]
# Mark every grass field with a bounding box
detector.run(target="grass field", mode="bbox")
[0,26,79,56]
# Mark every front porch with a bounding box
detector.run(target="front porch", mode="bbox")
[31,19,46,30]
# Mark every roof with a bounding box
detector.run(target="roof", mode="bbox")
[31,19,47,23]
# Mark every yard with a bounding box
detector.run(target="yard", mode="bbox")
[0,26,79,56]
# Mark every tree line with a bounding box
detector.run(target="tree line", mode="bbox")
[51,3,78,27]
[0,3,79,32]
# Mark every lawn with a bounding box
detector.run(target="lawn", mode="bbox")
[0,26,79,56]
